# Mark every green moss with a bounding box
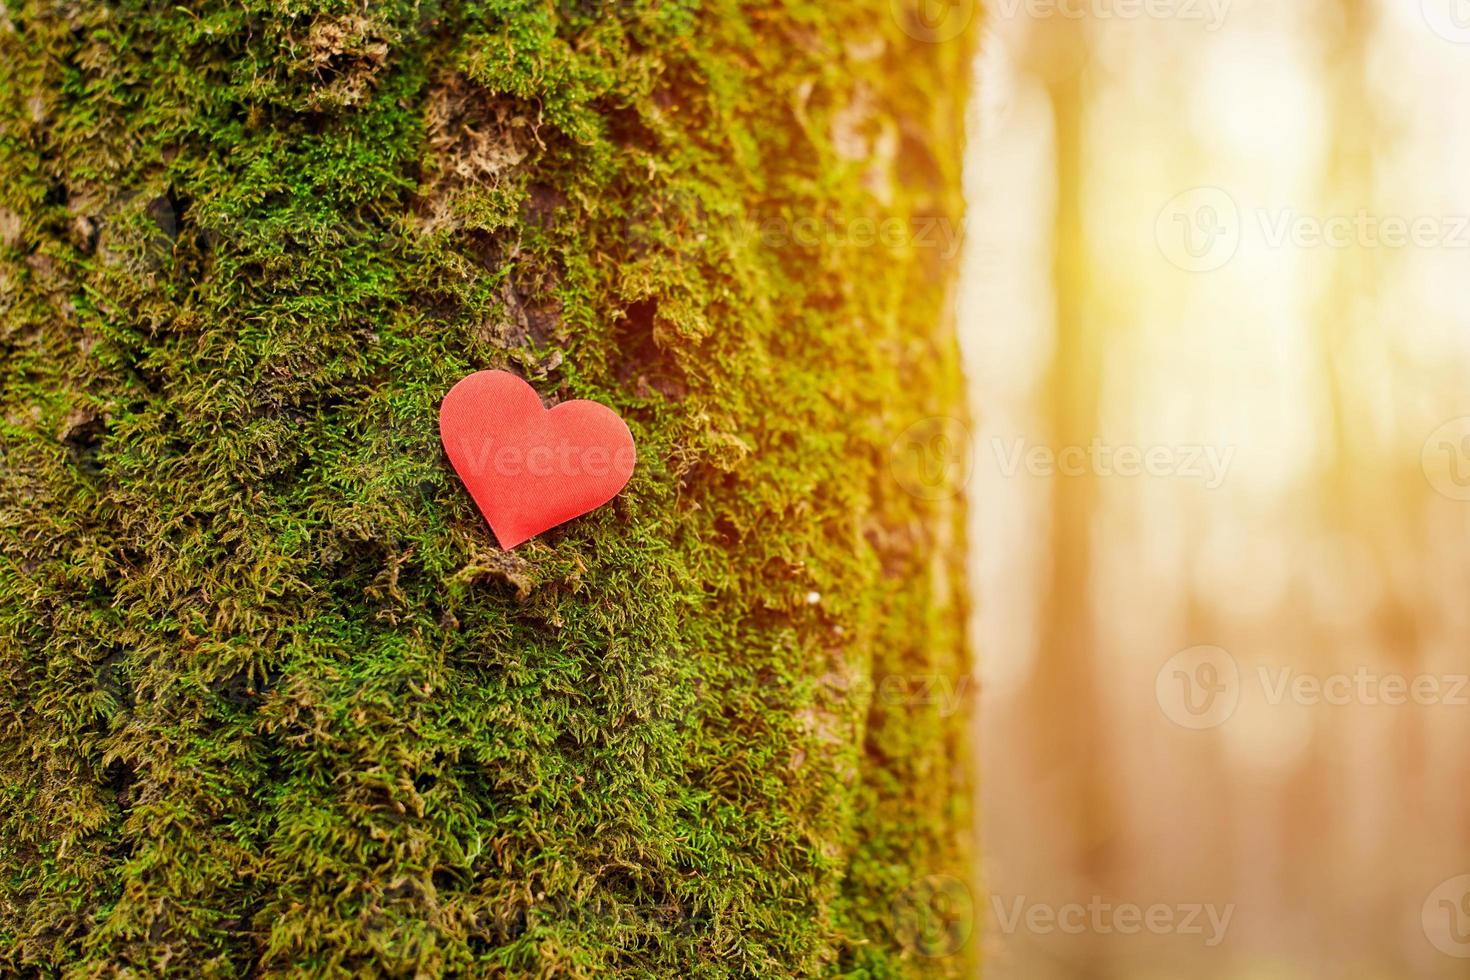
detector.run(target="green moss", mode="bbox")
[0,0,976,975]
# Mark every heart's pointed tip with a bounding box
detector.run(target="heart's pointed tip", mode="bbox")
[487,522,521,551]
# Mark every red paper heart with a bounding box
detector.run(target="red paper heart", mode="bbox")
[439,370,636,550]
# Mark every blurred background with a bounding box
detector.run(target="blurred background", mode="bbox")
[958,0,1470,976]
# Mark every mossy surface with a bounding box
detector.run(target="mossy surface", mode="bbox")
[0,1,976,975]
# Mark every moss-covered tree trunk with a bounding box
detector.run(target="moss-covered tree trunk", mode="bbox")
[0,1,976,975]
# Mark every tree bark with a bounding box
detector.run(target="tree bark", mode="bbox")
[0,1,976,975]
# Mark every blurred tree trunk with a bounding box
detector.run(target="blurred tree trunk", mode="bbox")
[0,1,977,975]
[1022,21,1115,973]
[1307,0,1419,956]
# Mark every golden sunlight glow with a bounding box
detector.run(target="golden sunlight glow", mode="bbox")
[963,0,1470,976]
